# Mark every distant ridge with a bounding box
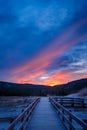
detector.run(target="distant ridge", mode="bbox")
[0,78,87,96]
[53,78,87,95]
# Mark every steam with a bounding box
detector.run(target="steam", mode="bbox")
[67,87,87,97]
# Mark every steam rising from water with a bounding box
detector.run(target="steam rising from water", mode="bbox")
[67,87,87,97]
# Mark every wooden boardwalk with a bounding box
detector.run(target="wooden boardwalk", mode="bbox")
[26,97,65,130]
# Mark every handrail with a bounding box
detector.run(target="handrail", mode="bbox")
[6,98,40,130]
[50,97,87,130]
[54,97,87,101]
[54,97,87,107]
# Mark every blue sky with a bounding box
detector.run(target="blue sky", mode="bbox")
[0,0,87,86]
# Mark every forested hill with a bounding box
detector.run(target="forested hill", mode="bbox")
[0,78,87,96]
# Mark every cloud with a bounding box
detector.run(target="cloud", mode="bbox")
[6,17,87,85]
[0,0,87,86]
[12,17,87,73]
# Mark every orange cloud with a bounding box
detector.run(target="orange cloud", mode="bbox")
[10,70,46,83]
[8,17,87,86]
[12,18,87,74]
[42,71,73,86]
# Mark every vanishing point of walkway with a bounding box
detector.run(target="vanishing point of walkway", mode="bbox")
[26,97,66,130]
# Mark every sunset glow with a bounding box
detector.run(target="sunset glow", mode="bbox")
[0,0,87,86]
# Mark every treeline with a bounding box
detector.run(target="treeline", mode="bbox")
[0,78,87,96]
[54,78,87,95]
[0,82,51,96]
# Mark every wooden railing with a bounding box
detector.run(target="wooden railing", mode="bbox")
[54,97,87,108]
[50,97,87,130]
[6,98,40,130]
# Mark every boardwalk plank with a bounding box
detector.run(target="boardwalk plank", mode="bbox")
[26,97,66,130]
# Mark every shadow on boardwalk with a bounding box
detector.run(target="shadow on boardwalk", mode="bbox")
[26,97,66,130]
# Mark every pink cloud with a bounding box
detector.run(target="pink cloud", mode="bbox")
[8,17,87,86]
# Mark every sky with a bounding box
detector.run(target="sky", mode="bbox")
[0,0,87,86]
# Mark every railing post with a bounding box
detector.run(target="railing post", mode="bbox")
[62,108,64,122]
[82,98,84,108]
[21,126,24,130]
[83,127,87,130]
[61,98,63,105]
[21,109,24,122]
[10,127,14,130]
[69,110,72,130]
[9,119,14,130]
[71,98,74,107]
[57,105,60,115]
